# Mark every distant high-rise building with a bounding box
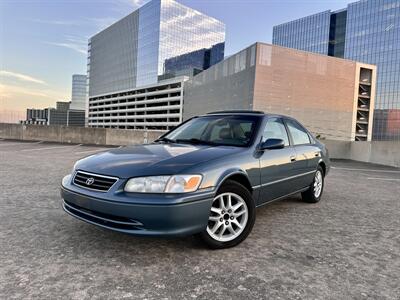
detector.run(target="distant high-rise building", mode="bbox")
[26,108,50,122]
[22,101,85,127]
[70,74,87,110]
[87,0,225,97]
[272,0,400,141]
[56,101,70,111]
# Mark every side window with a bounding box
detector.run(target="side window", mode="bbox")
[262,118,289,146]
[286,119,311,145]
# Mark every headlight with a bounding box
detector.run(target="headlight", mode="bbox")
[165,175,202,193]
[62,174,71,186]
[72,161,80,174]
[124,175,202,193]
[124,176,170,193]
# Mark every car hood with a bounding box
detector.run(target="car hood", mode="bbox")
[75,143,242,178]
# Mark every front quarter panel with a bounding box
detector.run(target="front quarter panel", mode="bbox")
[185,148,261,200]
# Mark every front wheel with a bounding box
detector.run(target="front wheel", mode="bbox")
[199,180,255,249]
[301,166,325,203]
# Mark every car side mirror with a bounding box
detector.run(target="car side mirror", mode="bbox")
[260,138,285,150]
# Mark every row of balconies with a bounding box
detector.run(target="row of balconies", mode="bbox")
[89,96,182,108]
[89,87,182,104]
[355,68,373,141]
[89,102,182,115]
[88,113,181,121]
[90,125,173,131]
[89,121,180,127]
[90,110,180,118]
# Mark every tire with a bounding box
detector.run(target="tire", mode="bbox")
[301,166,324,203]
[199,180,256,249]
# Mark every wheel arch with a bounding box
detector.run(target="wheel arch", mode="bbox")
[318,160,326,176]
[215,170,253,194]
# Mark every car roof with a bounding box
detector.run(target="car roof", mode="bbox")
[204,110,291,119]
[206,110,265,115]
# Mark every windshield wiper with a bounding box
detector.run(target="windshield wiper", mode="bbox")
[155,137,176,144]
[175,138,216,146]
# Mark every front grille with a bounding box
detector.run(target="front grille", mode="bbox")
[73,170,118,192]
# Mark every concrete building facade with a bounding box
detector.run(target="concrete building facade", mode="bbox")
[184,43,376,141]
[272,0,400,141]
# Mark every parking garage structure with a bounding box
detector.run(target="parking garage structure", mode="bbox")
[87,77,186,131]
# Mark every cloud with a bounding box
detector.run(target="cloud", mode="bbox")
[158,2,225,65]
[116,0,148,9]
[28,18,81,26]
[65,35,89,43]
[0,83,51,98]
[85,1,148,33]
[0,84,69,118]
[131,0,148,7]
[45,41,87,55]
[0,71,46,85]
[88,17,119,31]
[0,83,68,100]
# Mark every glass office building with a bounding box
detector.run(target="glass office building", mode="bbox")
[88,0,225,96]
[273,11,331,55]
[273,0,400,141]
[70,74,87,111]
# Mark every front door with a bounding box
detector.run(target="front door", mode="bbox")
[258,117,298,205]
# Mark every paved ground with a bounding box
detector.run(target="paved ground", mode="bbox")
[0,139,399,299]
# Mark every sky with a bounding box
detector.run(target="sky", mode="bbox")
[0,0,353,122]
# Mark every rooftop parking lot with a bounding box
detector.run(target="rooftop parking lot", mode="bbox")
[1,139,399,299]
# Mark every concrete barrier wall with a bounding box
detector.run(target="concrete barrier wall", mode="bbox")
[351,141,400,168]
[61,126,107,145]
[321,140,352,159]
[0,123,164,146]
[1,123,24,140]
[321,139,400,168]
[1,123,399,167]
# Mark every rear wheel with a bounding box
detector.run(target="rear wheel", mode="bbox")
[301,166,324,203]
[199,180,255,249]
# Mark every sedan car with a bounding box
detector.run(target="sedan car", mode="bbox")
[61,111,330,249]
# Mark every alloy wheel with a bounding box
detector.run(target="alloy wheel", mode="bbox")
[206,192,248,242]
[313,170,323,198]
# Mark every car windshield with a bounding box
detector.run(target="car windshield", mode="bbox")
[160,115,260,147]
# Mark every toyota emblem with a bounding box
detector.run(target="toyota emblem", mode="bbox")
[86,177,95,185]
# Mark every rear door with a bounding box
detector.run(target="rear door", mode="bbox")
[258,117,298,205]
[284,118,319,190]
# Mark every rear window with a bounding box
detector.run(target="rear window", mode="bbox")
[286,119,311,145]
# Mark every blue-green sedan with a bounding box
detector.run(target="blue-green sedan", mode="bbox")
[61,111,330,249]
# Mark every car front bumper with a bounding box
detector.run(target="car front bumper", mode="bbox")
[61,177,215,237]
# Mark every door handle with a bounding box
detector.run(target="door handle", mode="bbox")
[290,156,296,162]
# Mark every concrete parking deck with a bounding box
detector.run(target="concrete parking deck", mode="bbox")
[1,140,399,299]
